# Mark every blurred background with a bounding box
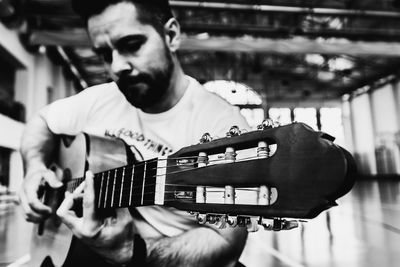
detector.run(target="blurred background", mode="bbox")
[0,0,399,266]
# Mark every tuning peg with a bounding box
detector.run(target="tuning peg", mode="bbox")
[257,119,280,130]
[215,215,228,229]
[260,218,299,231]
[244,217,260,232]
[199,133,212,144]
[226,126,241,137]
[237,216,251,227]
[196,213,207,224]
[227,216,237,227]
[206,214,218,224]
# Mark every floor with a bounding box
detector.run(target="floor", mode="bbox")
[1,180,399,267]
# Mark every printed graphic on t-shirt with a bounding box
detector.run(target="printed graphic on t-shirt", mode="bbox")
[105,128,173,160]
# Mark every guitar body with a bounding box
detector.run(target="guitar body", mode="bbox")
[30,133,130,267]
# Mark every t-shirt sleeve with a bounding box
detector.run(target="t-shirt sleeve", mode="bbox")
[44,83,115,135]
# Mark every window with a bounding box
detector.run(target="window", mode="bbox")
[204,80,264,129]
[320,107,345,147]
[294,108,318,130]
[268,108,292,125]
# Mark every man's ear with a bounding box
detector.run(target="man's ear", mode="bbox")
[164,18,181,52]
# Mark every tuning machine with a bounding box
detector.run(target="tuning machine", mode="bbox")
[196,213,207,224]
[226,126,241,137]
[257,119,280,130]
[260,218,300,231]
[226,216,260,232]
[199,133,213,144]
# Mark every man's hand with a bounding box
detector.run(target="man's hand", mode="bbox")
[56,171,135,264]
[19,168,62,223]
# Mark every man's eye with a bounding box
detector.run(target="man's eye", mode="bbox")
[117,41,142,54]
[94,48,112,63]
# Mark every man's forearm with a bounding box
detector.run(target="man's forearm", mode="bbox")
[20,108,58,173]
[144,227,247,267]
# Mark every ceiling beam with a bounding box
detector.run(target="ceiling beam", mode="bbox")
[29,30,400,56]
[169,1,400,18]
[28,0,400,18]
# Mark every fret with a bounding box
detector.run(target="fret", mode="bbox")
[132,163,145,206]
[141,162,147,205]
[119,167,126,207]
[155,157,167,205]
[121,165,132,207]
[143,160,158,205]
[104,171,110,208]
[111,169,118,207]
[98,172,105,208]
[129,165,135,206]
[107,169,115,208]
[92,159,159,209]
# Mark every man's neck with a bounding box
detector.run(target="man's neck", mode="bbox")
[141,63,189,114]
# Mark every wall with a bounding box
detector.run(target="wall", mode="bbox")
[0,22,75,192]
[344,80,400,176]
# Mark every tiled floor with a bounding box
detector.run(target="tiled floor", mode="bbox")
[1,180,399,267]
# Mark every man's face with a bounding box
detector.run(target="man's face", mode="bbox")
[87,2,173,110]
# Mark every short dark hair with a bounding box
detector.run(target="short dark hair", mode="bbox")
[71,0,174,34]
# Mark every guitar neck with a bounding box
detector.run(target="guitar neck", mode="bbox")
[66,158,163,209]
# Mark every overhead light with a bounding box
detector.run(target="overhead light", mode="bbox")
[317,71,335,81]
[196,32,210,40]
[328,57,354,71]
[305,54,325,65]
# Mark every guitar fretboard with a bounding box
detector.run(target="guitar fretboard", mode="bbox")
[66,159,159,209]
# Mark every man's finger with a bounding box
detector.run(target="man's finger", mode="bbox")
[24,182,52,214]
[43,170,63,188]
[18,189,45,222]
[56,192,80,231]
[83,171,99,224]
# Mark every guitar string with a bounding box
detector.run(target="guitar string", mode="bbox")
[96,195,268,208]
[68,183,265,194]
[96,192,266,208]
[69,182,269,204]
[65,156,248,190]
[65,154,262,191]
[92,186,272,207]
[67,176,267,193]
[96,187,263,197]
[85,154,262,176]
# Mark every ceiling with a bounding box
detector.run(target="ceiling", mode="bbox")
[4,0,400,105]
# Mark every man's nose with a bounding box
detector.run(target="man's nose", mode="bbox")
[110,50,134,77]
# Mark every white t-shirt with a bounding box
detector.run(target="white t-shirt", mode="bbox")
[45,76,249,238]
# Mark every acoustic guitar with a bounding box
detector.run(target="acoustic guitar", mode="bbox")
[29,122,356,267]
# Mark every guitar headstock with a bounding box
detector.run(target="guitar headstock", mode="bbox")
[159,121,356,232]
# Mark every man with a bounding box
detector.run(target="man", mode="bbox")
[19,0,249,266]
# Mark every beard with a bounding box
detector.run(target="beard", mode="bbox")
[116,52,174,110]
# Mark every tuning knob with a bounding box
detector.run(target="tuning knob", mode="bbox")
[237,216,251,227]
[199,133,212,143]
[260,218,299,231]
[227,216,237,227]
[247,217,259,232]
[226,126,241,137]
[215,215,228,229]
[257,119,280,130]
[196,213,207,224]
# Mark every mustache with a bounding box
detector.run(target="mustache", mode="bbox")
[117,74,153,88]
